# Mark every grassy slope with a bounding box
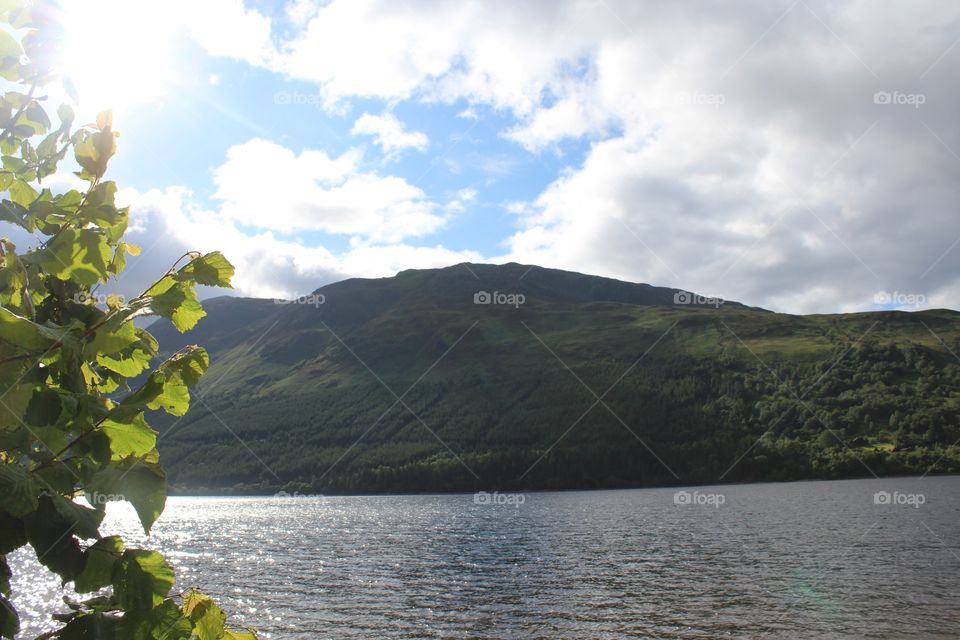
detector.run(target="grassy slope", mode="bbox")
[146,264,960,493]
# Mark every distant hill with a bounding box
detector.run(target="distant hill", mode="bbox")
[146,263,960,494]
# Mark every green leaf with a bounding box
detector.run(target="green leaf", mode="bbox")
[112,549,175,611]
[86,181,116,207]
[36,129,59,158]
[0,10,244,632]
[56,611,118,638]
[49,494,103,540]
[0,27,21,59]
[0,557,9,596]
[90,458,166,533]
[0,562,12,638]
[39,227,112,286]
[0,426,28,452]
[23,102,50,134]
[8,178,36,207]
[178,251,234,288]
[95,110,113,131]
[0,515,26,554]
[73,129,116,180]
[99,414,157,459]
[148,280,206,332]
[0,594,18,640]
[57,103,75,128]
[74,535,123,593]
[183,589,226,640]
[24,387,62,425]
[0,306,58,350]
[0,382,32,431]
[0,464,36,517]
[117,598,192,640]
[108,242,128,275]
[0,200,28,229]
[222,630,258,640]
[121,347,208,417]
[169,347,208,386]
[95,348,152,377]
[123,371,187,416]
[85,320,139,357]
[24,495,86,581]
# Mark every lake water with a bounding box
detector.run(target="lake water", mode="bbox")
[10,476,960,639]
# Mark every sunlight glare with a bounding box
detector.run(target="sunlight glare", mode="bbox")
[59,1,180,116]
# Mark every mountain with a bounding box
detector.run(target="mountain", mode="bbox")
[146,263,960,494]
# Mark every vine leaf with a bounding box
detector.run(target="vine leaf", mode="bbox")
[147,278,206,333]
[183,589,227,640]
[90,458,166,533]
[0,464,37,517]
[99,414,158,460]
[177,251,235,288]
[0,306,58,350]
[120,347,209,417]
[117,599,192,640]
[74,535,124,594]
[23,496,85,582]
[112,549,175,611]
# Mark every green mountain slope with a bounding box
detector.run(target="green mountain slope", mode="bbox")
[146,263,960,494]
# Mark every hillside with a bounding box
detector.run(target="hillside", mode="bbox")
[146,263,960,494]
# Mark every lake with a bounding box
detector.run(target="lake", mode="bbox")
[10,476,960,639]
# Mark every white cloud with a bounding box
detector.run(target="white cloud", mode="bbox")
[350,112,429,156]
[111,186,479,301]
[444,187,478,214]
[67,135,481,301]
[285,0,320,24]
[182,0,277,66]
[212,138,444,243]
[176,0,960,312]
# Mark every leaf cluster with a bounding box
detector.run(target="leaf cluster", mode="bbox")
[0,4,254,638]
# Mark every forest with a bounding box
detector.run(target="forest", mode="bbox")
[147,264,960,495]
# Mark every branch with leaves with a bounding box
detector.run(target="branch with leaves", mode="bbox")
[0,3,256,638]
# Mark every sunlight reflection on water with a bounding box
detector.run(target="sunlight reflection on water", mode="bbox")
[10,477,960,639]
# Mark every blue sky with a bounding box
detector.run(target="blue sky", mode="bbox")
[23,0,960,314]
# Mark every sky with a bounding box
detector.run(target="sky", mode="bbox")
[14,0,960,314]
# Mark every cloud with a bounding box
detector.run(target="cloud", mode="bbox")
[101,186,482,301]
[79,132,483,301]
[182,0,277,66]
[119,186,344,299]
[444,187,478,214]
[351,112,429,156]
[212,138,445,243]
[175,0,960,312]
[486,0,960,313]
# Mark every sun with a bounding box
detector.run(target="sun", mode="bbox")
[58,0,180,117]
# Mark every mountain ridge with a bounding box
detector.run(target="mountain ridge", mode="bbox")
[147,263,960,494]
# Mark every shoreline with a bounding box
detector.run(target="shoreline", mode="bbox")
[165,471,959,498]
